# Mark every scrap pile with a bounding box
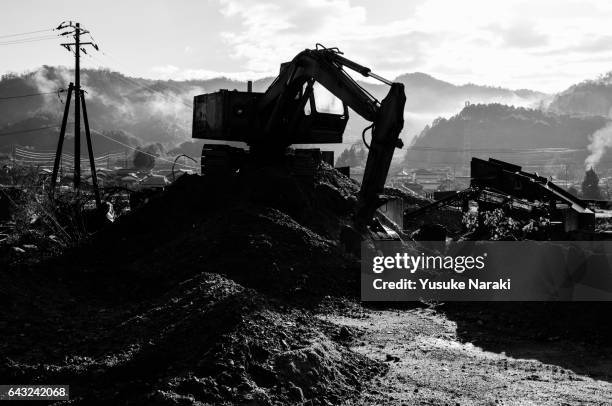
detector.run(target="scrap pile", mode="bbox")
[403,157,611,240]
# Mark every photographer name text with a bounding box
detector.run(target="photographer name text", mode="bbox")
[372,278,511,291]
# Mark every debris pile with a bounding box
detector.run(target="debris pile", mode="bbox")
[1,161,385,405]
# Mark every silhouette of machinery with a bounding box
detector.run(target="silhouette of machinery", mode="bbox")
[192,45,406,227]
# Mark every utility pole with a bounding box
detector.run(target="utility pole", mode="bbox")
[51,82,73,191]
[50,21,101,209]
[74,22,81,189]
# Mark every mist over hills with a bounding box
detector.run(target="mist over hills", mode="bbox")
[342,72,546,152]
[405,71,612,173]
[545,73,612,170]
[394,72,545,113]
[549,72,612,117]
[9,65,611,174]
[406,103,609,175]
[0,66,546,158]
[0,66,274,155]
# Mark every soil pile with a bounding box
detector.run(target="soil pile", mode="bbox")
[0,162,384,405]
[2,272,383,405]
[63,162,364,301]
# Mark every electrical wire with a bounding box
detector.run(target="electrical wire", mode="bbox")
[93,131,198,169]
[0,35,60,46]
[14,147,58,154]
[0,125,60,137]
[0,90,61,101]
[0,28,53,39]
[14,151,124,162]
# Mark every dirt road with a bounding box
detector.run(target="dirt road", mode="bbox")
[321,306,612,405]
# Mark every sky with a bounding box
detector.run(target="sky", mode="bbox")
[2,0,612,93]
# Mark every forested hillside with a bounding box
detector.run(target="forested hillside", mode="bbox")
[404,103,609,171]
[0,67,546,156]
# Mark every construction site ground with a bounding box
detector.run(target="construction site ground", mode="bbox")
[323,302,612,405]
[1,163,612,405]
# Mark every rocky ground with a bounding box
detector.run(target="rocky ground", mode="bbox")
[321,301,612,405]
[1,161,612,405]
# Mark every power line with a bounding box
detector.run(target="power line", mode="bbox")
[0,35,60,46]
[14,147,124,161]
[0,28,53,39]
[12,146,61,154]
[0,125,59,137]
[0,90,62,101]
[0,37,59,46]
[94,131,198,169]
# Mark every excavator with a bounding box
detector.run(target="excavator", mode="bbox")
[192,44,406,233]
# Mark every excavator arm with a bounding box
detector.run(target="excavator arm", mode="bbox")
[356,82,406,225]
[255,47,406,225]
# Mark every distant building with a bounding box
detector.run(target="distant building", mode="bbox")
[139,174,170,190]
[120,175,140,186]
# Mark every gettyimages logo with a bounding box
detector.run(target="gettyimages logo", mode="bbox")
[372,252,487,274]
[362,241,612,302]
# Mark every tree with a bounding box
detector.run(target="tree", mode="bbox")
[567,185,579,197]
[133,147,156,170]
[336,143,367,167]
[581,168,602,200]
[335,147,355,167]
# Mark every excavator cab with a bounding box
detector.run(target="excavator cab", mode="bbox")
[192,81,348,144]
[292,82,349,143]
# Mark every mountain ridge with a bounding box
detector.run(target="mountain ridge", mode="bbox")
[0,66,548,156]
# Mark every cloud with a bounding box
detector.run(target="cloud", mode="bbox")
[148,64,262,81]
[209,0,612,93]
[150,65,180,76]
[216,0,437,75]
[218,0,370,72]
[533,35,612,56]
[489,22,549,48]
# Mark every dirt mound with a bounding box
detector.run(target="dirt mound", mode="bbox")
[42,163,364,302]
[1,162,384,405]
[1,272,382,405]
